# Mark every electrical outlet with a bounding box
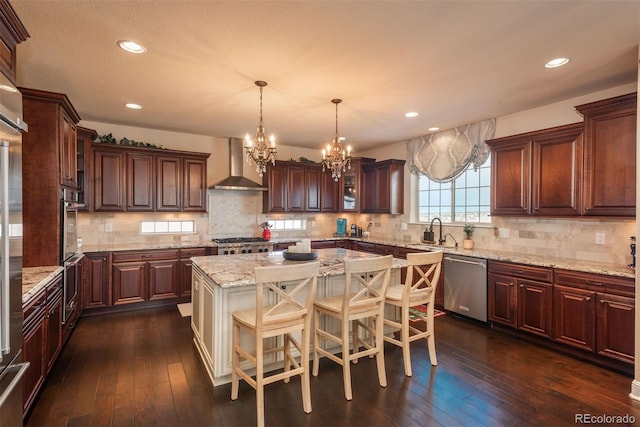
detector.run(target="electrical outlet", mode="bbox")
[499,228,510,238]
[595,232,606,244]
[401,222,407,230]
[105,223,112,233]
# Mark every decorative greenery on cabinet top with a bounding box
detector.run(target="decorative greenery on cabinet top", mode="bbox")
[94,133,165,149]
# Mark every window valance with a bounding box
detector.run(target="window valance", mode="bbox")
[407,118,496,182]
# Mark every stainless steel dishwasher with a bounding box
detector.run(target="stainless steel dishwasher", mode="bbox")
[443,254,488,322]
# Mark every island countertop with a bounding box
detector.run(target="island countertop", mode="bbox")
[192,247,408,289]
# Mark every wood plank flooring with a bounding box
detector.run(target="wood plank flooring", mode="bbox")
[26,306,640,426]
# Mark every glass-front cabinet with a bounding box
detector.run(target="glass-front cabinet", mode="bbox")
[340,158,374,212]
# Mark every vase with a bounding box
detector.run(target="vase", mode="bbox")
[463,239,474,249]
[262,229,271,240]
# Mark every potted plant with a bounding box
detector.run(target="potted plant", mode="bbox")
[463,224,475,249]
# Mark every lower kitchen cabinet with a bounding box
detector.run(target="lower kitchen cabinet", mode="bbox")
[552,284,595,352]
[179,247,208,297]
[553,269,634,364]
[488,261,553,338]
[83,252,110,310]
[112,250,180,305]
[22,274,63,416]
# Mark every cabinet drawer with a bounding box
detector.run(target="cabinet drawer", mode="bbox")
[375,244,397,256]
[180,247,208,259]
[23,291,46,332]
[488,261,552,283]
[554,269,634,297]
[113,249,180,263]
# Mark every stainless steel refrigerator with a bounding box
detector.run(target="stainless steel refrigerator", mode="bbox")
[0,72,29,425]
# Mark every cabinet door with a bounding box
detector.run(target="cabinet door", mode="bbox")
[531,123,583,216]
[22,301,45,413]
[191,268,203,341]
[83,253,110,309]
[112,261,147,305]
[264,164,287,212]
[578,93,636,216]
[76,127,96,210]
[148,259,180,301]
[553,284,595,352]
[45,286,63,373]
[156,156,182,211]
[361,166,377,212]
[179,248,208,297]
[183,157,208,211]
[305,167,321,212]
[287,165,306,212]
[596,293,634,363]
[320,169,339,212]
[127,152,155,211]
[489,140,531,215]
[517,279,552,338]
[59,109,78,188]
[93,148,126,211]
[488,273,517,327]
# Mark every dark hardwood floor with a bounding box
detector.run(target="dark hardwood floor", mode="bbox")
[26,306,640,426]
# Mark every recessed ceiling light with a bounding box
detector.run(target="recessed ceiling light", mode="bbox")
[117,40,147,54]
[125,103,142,110]
[405,112,419,118]
[545,57,570,68]
[428,127,439,132]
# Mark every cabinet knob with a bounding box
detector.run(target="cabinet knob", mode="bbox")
[519,284,524,288]
[585,297,591,301]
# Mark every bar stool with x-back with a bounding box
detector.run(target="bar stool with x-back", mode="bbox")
[383,250,443,376]
[231,261,320,427]
[312,255,393,401]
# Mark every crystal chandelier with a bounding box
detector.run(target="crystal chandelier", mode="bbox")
[321,99,352,181]
[244,80,277,177]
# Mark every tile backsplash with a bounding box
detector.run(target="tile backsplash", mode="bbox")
[79,189,636,268]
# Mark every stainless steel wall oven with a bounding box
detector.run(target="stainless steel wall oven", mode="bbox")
[61,188,79,264]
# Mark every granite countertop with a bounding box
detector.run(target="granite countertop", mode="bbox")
[22,266,64,304]
[192,247,407,289]
[80,241,216,253]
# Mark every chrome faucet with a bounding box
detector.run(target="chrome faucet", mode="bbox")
[429,217,446,245]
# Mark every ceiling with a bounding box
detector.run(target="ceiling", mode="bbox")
[11,1,640,151]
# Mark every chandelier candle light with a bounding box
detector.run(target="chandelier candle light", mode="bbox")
[322,98,352,181]
[244,80,277,177]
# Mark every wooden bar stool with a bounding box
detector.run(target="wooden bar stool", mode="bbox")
[312,255,392,401]
[231,261,320,427]
[383,251,443,376]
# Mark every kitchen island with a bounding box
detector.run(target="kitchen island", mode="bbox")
[190,248,407,386]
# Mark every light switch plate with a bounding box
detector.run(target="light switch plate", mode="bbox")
[595,232,605,244]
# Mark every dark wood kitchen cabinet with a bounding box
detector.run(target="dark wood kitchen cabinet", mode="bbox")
[111,250,180,305]
[76,126,97,210]
[0,1,29,84]
[553,269,634,364]
[488,261,553,338]
[93,144,209,212]
[93,147,126,211]
[179,247,209,297]
[82,252,111,310]
[362,159,405,214]
[487,122,583,217]
[20,88,82,267]
[340,157,375,213]
[22,274,63,415]
[127,152,155,211]
[320,167,340,212]
[263,161,334,213]
[576,92,637,217]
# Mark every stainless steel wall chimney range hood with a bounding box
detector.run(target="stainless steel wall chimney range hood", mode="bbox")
[209,138,267,191]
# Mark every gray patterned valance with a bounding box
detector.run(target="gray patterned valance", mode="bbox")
[407,118,496,182]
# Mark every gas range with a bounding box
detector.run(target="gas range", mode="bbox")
[212,237,274,255]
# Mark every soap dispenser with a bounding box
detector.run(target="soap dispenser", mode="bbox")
[629,236,636,270]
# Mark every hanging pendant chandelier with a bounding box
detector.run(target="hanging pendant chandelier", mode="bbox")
[244,80,277,177]
[321,98,352,181]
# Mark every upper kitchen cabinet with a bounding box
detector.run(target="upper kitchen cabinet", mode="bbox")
[0,0,29,84]
[262,161,336,213]
[362,159,405,214]
[340,157,374,213]
[20,88,82,189]
[487,122,583,217]
[76,126,97,210]
[92,143,210,213]
[21,88,81,267]
[576,92,637,217]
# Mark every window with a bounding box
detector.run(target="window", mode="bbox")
[140,220,195,234]
[267,219,306,231]
[417,154,491,224]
